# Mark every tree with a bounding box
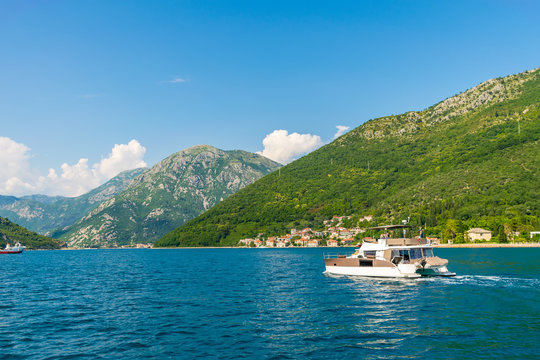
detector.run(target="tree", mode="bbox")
[498,225,508,243]
[443,219,462,243]
[504,223,513,243]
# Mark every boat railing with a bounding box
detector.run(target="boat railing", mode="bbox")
[382,237,431,246]
[323,252,355,259]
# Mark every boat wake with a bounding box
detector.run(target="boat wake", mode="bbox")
[418,274,540,289]
[325,271,540,289]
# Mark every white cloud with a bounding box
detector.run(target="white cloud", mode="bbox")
[97,140,147,178]
[0,137,147,197]
[0,137,37,195]
[0,136,32,178]
[333,125,350,139]
[164,77,187,83]
[257,130,323,164]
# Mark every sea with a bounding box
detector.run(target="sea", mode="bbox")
[1,248,538,359]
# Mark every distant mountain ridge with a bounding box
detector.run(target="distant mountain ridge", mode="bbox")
[155,67,540,247]
[0,168,146,234]
[56,145,281,247]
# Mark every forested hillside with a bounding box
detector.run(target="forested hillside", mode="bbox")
[156,68,540,247]
[0,217,63,249]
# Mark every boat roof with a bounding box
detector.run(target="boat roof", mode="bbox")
[361,241,433,251]
[362,237,432,249]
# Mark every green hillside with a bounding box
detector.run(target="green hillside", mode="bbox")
[0,217,63,249]
[156,68,540,247]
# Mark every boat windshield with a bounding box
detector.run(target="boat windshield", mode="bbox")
[423,248,434,257]
[398,250,410,261]
[410,248,423,259]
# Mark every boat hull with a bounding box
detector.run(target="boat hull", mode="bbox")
[324,257,421,278]
[324,266,421,278]
[0,250,24,254]
[416,266,456,277]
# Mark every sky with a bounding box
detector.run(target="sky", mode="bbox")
[1,0,539,196]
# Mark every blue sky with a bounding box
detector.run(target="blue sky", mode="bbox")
[1,0,539,196]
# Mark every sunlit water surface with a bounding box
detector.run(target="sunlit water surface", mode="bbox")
[1,248,538,359]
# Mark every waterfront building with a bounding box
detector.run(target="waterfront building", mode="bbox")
[307,239,320,247]
[327,239,338,247]
[466,228,492,241]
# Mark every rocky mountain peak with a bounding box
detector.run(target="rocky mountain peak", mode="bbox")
[58,146,280,247]
[347,68,539,141]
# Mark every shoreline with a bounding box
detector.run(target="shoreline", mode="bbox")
[434,243,540,248]
[49,243,540,250]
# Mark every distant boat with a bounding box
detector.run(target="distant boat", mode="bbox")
[0,242,26,254]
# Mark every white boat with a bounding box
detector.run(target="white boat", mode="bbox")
[0,242,26,254]
[324,225,455,278]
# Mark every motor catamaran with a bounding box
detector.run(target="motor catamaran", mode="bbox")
[324,224,455,278]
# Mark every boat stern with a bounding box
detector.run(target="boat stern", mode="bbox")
[417,266,456,277]
[415,257,455,276]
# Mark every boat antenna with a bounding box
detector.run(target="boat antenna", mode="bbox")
[402,218,409,238]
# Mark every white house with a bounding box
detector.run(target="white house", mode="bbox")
[466,228,492,242]
[294,239,306,246]
[327,239,338,247]
[307,239,319,247]
[238,238,254,246]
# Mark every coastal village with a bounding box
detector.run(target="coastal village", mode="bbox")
[237,215,367,248]
[236,216,540,248]
[238,215,441,248]
[126,223,539,249]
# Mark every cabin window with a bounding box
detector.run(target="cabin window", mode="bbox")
[423,248,434,257]
[364,251,376,257]
[399,250,410,261]
[410,248,423,259]
[359,260,373,267]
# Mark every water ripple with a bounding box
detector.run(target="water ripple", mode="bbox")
[0,248,538,359]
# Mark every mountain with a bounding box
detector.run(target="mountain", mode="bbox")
[0,216,63,249]
[156,68,540,247]
[56,145,281,247]
[0,168,146,234]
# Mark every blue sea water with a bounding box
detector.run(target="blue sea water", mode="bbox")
[0,248,538,359]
